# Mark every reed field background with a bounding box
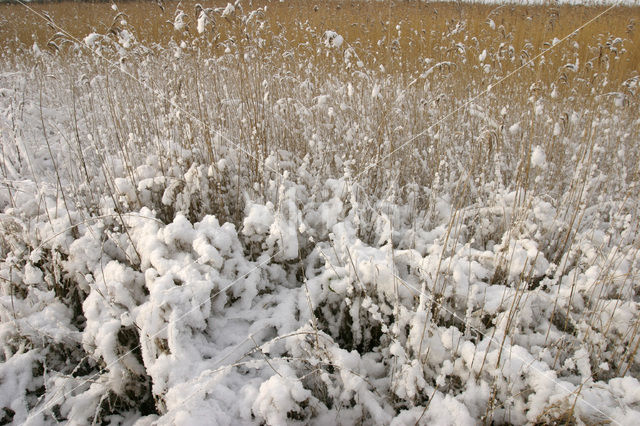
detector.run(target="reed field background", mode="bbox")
[0,0,639,424]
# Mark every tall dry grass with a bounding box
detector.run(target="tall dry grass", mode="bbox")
[2,1,639,77]
[0,0,637,232]
[1,0,638,232]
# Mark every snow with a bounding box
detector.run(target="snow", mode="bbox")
[252,373,312,425]
[173,11,187,31]
[1,1,639,424]
[84,33,101,48]
[221,3,235,19]
[197,11,209,34]
[531,145,546,168]
[324,31,344,48]
[242,203,274,239]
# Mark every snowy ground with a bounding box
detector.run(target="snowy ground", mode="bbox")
[1,1,640,425]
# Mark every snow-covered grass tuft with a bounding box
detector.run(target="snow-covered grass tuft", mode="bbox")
[0,1,639,424]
